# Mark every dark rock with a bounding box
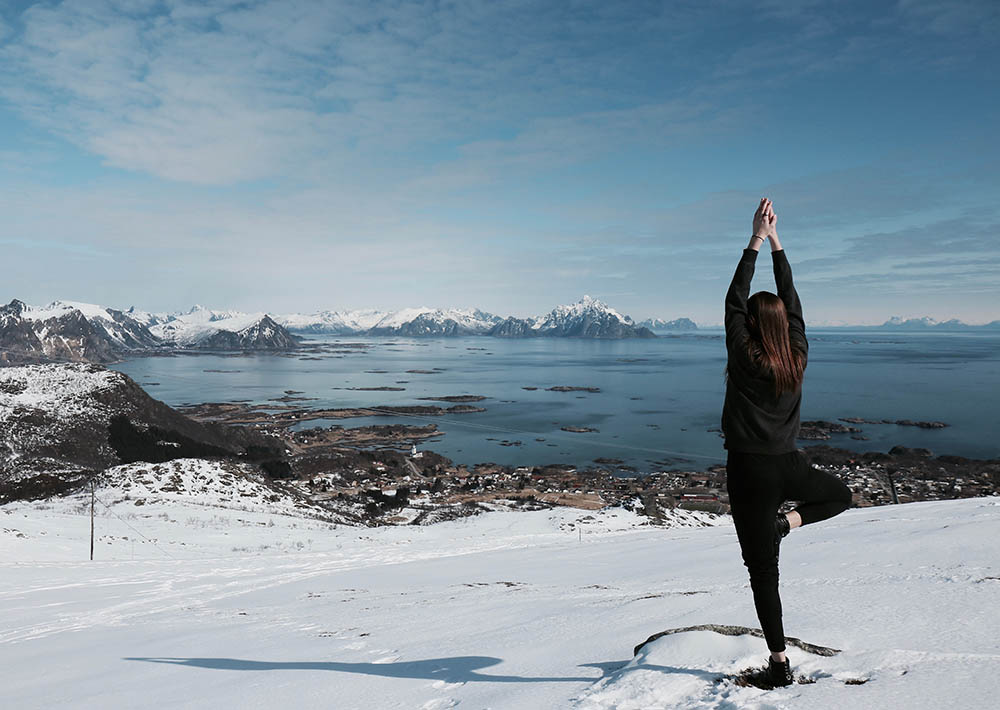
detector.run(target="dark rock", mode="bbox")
[0,363,289,503]
[888,445,934,457]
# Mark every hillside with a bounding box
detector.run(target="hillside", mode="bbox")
[0,363,290,502]
[1,493,996,708]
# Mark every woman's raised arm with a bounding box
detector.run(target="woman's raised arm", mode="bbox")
[725,199,771,353]
[763,201,807,354]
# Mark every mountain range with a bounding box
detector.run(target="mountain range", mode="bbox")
[864,316,1000,330]
[0,295,665,365]
[6,293,995,367]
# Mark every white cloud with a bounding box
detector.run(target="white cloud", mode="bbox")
[0,0,996,324]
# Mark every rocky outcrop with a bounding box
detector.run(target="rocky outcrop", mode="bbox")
[633,624,842,658]
[0,363,289,502]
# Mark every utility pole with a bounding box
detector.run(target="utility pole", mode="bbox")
[90,479,95,561]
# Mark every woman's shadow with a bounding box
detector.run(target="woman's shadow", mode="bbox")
[124,656,645,685]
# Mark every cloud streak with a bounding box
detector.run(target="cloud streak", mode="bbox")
[0,0,997,324]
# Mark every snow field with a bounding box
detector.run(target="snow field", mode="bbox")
[1,492,998,709]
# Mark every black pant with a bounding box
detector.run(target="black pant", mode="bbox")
[726,449,852,652]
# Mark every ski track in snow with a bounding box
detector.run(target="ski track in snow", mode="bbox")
[2,495,999,709]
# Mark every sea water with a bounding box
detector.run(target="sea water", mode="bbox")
[108,329,1000,473]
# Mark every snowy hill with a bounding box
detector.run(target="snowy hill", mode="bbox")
[4,482,995,707]
[0,362,289,501]
[95,458,352,522]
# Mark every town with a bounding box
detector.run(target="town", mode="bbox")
[283,428,999,526]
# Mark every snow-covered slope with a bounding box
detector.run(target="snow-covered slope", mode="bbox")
[95,459,344,521]
[278,297,654,338]
[2,492,996,708]
[275,308,390,334]
[491,295,656,338]
[148,305,300,348]
[0,299,161,363]
[277,306,504,336]
[0,299,302,362]
[534,294,634,328]
[0,363,289,497]
[638,317,698,331]
[21,300,160,348]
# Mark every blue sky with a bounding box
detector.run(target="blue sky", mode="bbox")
[1,0,998,326]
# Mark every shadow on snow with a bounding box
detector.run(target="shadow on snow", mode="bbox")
[124,655,638,684]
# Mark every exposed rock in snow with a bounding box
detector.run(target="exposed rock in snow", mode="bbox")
[95,458,350,522]
[0,363,288,501]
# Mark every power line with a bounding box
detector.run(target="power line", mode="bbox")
[92,491,177,559]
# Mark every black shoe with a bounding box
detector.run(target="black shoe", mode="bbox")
[774,513,790,560]
[767,656,794,687]
[734,656,794,689]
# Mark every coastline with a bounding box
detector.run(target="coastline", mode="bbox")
[177,397,1000,523]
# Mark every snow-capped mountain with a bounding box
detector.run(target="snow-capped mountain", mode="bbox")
[196,314,301,350]
[149,306,302,349]
[490,295,655,339]
[0,300,303,364]
[368,307,504,336]
[277,298,658,339]
[0,299,160,365]
[275,308,387,335]
[878,316,1000,330]
[639,317,698,331]
[276,307,504,336]
[2,295,668,364]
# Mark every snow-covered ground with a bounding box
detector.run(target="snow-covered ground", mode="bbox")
[2,480,998,709]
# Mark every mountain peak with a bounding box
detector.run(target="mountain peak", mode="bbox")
[575,294,607,308]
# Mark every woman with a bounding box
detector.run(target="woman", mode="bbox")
[722,197,853,687]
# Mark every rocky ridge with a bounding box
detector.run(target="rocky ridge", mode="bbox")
[0,363,291,503]
[0,299,302,364]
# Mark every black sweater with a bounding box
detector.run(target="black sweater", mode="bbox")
[721,247,808,454]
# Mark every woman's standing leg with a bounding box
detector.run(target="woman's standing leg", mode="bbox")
[726,452,786,654]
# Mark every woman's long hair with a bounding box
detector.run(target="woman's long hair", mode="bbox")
[743,291,806,396]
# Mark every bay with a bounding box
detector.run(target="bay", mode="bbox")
[108,329,1000,473]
